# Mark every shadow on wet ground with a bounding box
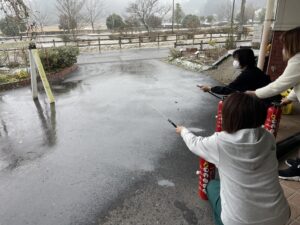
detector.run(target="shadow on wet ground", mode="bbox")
[0,98,57,171]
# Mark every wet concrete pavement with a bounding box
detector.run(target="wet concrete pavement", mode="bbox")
[0,48,220,225]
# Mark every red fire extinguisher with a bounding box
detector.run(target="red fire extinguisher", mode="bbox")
[264,103,282,137]
[215,100,223,132]
[197,99,223,200]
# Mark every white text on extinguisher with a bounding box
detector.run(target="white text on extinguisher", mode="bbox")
[201,162,209,194]
[269,114,277,134]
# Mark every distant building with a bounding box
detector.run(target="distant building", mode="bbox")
[161,23,181,28]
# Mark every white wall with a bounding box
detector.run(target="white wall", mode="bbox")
[273,0,300,30]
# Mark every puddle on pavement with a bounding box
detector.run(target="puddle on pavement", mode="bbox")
[111,61,156,77]
[187,127,206,134]
[0,99,57,171]
[49,80,82,94]
[158,179,175,187]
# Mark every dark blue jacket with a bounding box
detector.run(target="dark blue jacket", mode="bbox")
[211,67,271,95]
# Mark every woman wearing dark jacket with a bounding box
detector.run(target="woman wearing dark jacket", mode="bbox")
[199,48,271,95]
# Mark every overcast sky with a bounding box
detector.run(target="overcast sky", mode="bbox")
[105,0,267,16]
[26,0,267,24]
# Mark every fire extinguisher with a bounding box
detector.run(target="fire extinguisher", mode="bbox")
[264,102,282,137]
[197,96,223,200]
[215,100,223,132]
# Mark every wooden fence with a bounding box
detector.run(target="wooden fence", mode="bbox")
[0,31,253,66]
[37,32,252,51]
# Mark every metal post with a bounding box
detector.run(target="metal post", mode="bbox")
[98,37,101,52]
[119,36,122,48]
[230,0,236,38]
[31,49,55,104]
[172,0,175,33]
[139,36,141,47]
[6,50,10,64]
[29,49,38,99]
[237,0,246,40]
[157,34,160,47]
[53,39,56,47]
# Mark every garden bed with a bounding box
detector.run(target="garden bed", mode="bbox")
[166,47,228,73]
[0,64,78,92]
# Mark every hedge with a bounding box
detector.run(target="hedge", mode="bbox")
[39,46,79,73]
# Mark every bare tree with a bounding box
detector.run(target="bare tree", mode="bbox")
[174,3,184,27]
[85,0,105,32]
[127,0,171,33]
[124,16,140,34]
[245,3,256,24]
[257,8,266,24]
[217,0,232,21]
[0,0,29,20]
[26,0,49,33]
[56,0,84,34]
[35,12,48,33]
[236,3,256,24]
[0,0,29,39]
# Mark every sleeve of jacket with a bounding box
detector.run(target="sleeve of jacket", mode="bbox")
[211,71,250,95]
[211,86,235,95]
[180,128,219,166]
[287,89,299,102]
[255,59,300,99]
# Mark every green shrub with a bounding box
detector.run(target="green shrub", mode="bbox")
[58,34,72,44]
[0,70,30,84]
[0,74,18,84]
[208,39,217,47]
[0,75,10,83]
[39,46,79,72]
[14,70,29,80]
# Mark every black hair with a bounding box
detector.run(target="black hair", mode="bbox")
[222,93,267,133]
[232,48,256,68]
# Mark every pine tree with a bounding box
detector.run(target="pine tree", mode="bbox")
[174,3,184,28]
